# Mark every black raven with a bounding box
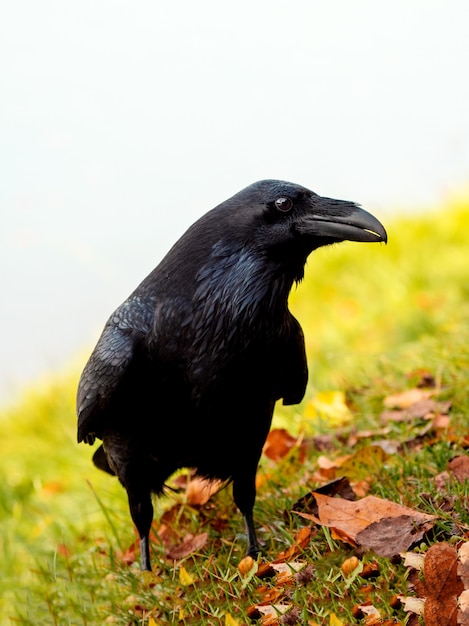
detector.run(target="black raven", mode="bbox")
[77,179,387,571]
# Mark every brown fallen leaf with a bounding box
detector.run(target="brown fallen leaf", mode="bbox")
[295,493,436,557]
[384,388,434,409]
[381,393,451,427]
[263,428,305,462]
[449,456,469,482]
[423,542,463,626]
[435,455,469,491]
[357,515,435,558]
[404,542,467,625]
[166,532,208,560]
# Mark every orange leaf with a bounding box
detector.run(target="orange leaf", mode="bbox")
[341,556,360,576]
[238,556,256,576]
[263,428,304,462]
[186,476,224,505]
[274,527,313,562]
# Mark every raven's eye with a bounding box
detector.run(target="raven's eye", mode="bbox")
[274,197,293,212]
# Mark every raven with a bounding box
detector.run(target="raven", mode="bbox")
[77,179,387,571]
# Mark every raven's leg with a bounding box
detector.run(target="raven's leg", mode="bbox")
[232,471,261,558]
[102,437,160,571]
[126,487,154,571]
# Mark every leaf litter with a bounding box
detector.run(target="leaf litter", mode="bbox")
[105,372,469,624]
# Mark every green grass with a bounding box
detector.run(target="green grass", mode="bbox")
[2,197,469,624]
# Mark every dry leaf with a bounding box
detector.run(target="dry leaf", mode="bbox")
[317,454,352,471]
[402,596,425,616]
[436,456,469,491]
[353,602,381,619]
[402,551,425,570]
[423,542,463,626]
[185,476,224,505]
[384,388,433,409]
[263,428,304,461]
[381,396,450,425]
[238,556,256,576]
[458,589,469,625]
[357,514,434,558]
[341,556,360,575]
[296,493,436,557]
[458,542,469,587]
[179,565,196,586]
[274,526,313,562]
[166,532,208,560]
[449,456,469,483]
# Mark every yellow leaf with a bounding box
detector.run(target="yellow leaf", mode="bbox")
[148,618,157,626]
[304,391,352,426]
[225,614,240,626]
[329,614,345,626]
[179,565,195,586]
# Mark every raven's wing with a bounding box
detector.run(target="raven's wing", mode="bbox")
[76,296,154,444]
[280,314,308,405]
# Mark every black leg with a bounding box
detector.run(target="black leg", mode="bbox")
[232,472,261,558]
[127,488,154,571]
[139,535,152,572]
[243,510,261,558]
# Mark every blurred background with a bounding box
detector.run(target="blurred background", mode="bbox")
[1,0,469,405]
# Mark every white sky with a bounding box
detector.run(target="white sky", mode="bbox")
[1,1,469,403]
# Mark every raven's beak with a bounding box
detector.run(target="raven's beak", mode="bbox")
[302,197,387,244]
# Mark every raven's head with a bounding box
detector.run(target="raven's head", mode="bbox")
[226,179,387,258]
[158,179,387,293]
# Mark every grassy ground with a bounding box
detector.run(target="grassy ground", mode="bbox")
[1,196,469,624]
